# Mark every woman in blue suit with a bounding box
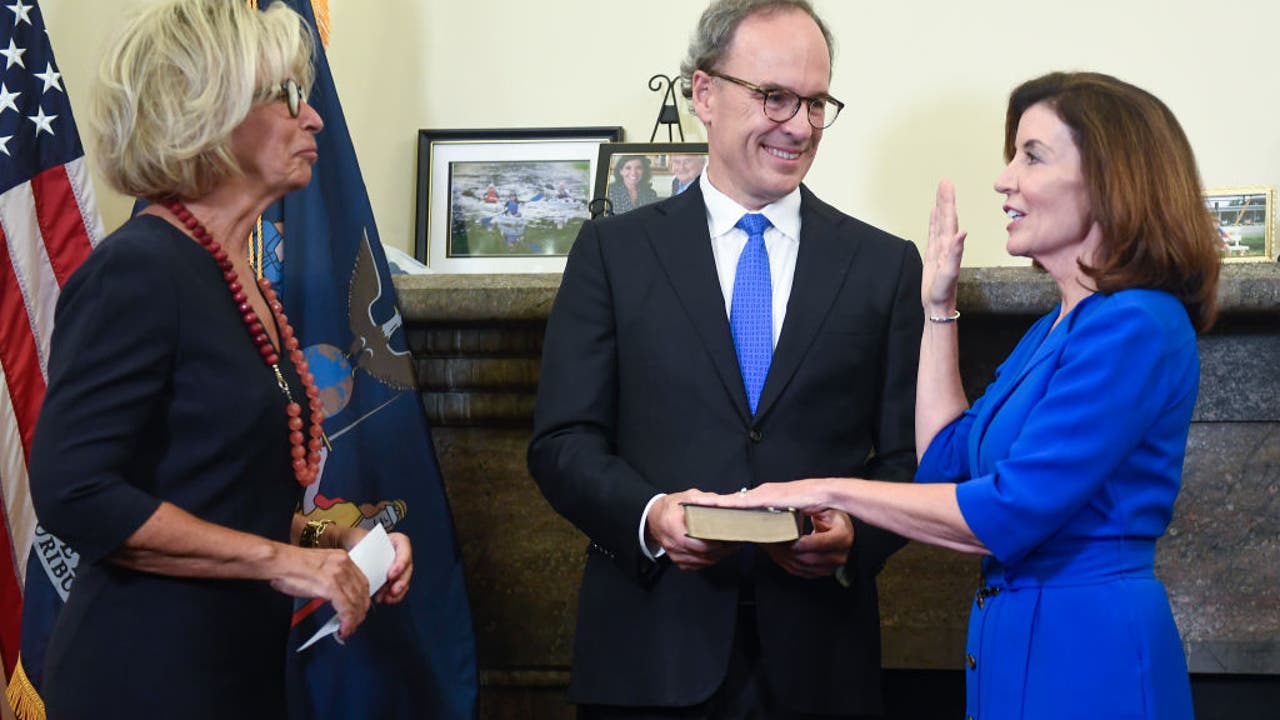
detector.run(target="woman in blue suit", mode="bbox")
[722,72,1220,719]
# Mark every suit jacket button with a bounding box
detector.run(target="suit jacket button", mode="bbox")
[748,429,763,442]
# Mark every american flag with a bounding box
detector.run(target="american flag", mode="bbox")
[0,0,102,705]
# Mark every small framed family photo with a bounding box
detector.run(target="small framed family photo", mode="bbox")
[1203,186,1275,263]
[592,143,709,217]
[415,126,623,272]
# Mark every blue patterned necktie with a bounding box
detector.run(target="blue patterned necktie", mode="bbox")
[731,213,773,415]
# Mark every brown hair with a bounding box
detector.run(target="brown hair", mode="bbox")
[611,155,653,184]
[1005,72,1220,331]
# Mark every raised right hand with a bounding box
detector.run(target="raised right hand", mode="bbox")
[922,179,967,315]
[269,545,371,640]
[646,489,740,571]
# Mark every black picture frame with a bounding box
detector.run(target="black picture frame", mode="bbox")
[592,142,709,217]
[415,126,623,271]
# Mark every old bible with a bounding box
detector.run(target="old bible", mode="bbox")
[682,504,803,543]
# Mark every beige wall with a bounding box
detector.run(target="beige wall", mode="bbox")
[43,0,1280,267]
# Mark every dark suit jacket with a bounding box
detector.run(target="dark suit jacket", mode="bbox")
[528,183,923,715]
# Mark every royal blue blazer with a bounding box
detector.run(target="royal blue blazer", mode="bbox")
[918,288,1197,720]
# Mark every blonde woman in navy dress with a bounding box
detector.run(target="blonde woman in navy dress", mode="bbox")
[29,1,413,717]
[720,72,1219,719]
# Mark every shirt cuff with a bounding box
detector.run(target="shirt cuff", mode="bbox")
[638,493,667,561]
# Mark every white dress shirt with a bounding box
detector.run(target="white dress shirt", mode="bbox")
[639,170,803,559]
[700,171,801,350]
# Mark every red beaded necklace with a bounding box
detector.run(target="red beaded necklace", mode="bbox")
[166,199,324,487]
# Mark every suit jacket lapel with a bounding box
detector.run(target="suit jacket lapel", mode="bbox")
[646,185,751,422]
[972,294,1106,449]
[755,186,859,418]
[969,309,1065,465]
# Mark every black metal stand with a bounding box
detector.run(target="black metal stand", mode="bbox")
[588,197,612,219]
[649,74,684,142]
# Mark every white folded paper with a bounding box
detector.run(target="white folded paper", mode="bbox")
[297,523,394,652]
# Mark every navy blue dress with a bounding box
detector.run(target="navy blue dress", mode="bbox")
[918,289,1196,720]
[30,216,302,719]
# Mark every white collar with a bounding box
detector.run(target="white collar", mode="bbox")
[698,169,802,240]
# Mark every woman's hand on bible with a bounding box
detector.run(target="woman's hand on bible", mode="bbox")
[714,478,835,516]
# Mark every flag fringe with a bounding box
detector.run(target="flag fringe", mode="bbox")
[246,0,328,47]
[311,0,330,47]
[6,658,46,720]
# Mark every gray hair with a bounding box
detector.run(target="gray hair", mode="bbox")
[90,0,315,200]
[679,0,835,99]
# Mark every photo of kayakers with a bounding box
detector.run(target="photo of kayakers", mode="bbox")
[445,160,593,257]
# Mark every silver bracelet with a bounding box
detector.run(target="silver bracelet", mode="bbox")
[927,309,960,324]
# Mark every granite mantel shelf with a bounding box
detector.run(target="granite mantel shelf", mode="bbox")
[393,262,1279,692]
[394,263,1280,322]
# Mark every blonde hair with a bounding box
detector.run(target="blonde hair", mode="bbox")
[90,0,315,200]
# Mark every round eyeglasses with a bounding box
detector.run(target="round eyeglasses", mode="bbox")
[270,78,303,118]
[706,70,844,129]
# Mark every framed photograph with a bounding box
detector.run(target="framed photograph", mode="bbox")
[593,143,709,217]
[416,127,623,272]
[1204,186,1275,263]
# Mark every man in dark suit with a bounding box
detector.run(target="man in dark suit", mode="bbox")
[528,1,922,717]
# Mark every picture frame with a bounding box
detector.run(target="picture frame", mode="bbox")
[1204,186,1275,263]
[415,127,623,272]
[593,142,709,217]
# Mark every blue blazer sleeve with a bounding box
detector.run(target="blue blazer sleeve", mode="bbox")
[915,413,974,485]
[954,292,1197,566]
